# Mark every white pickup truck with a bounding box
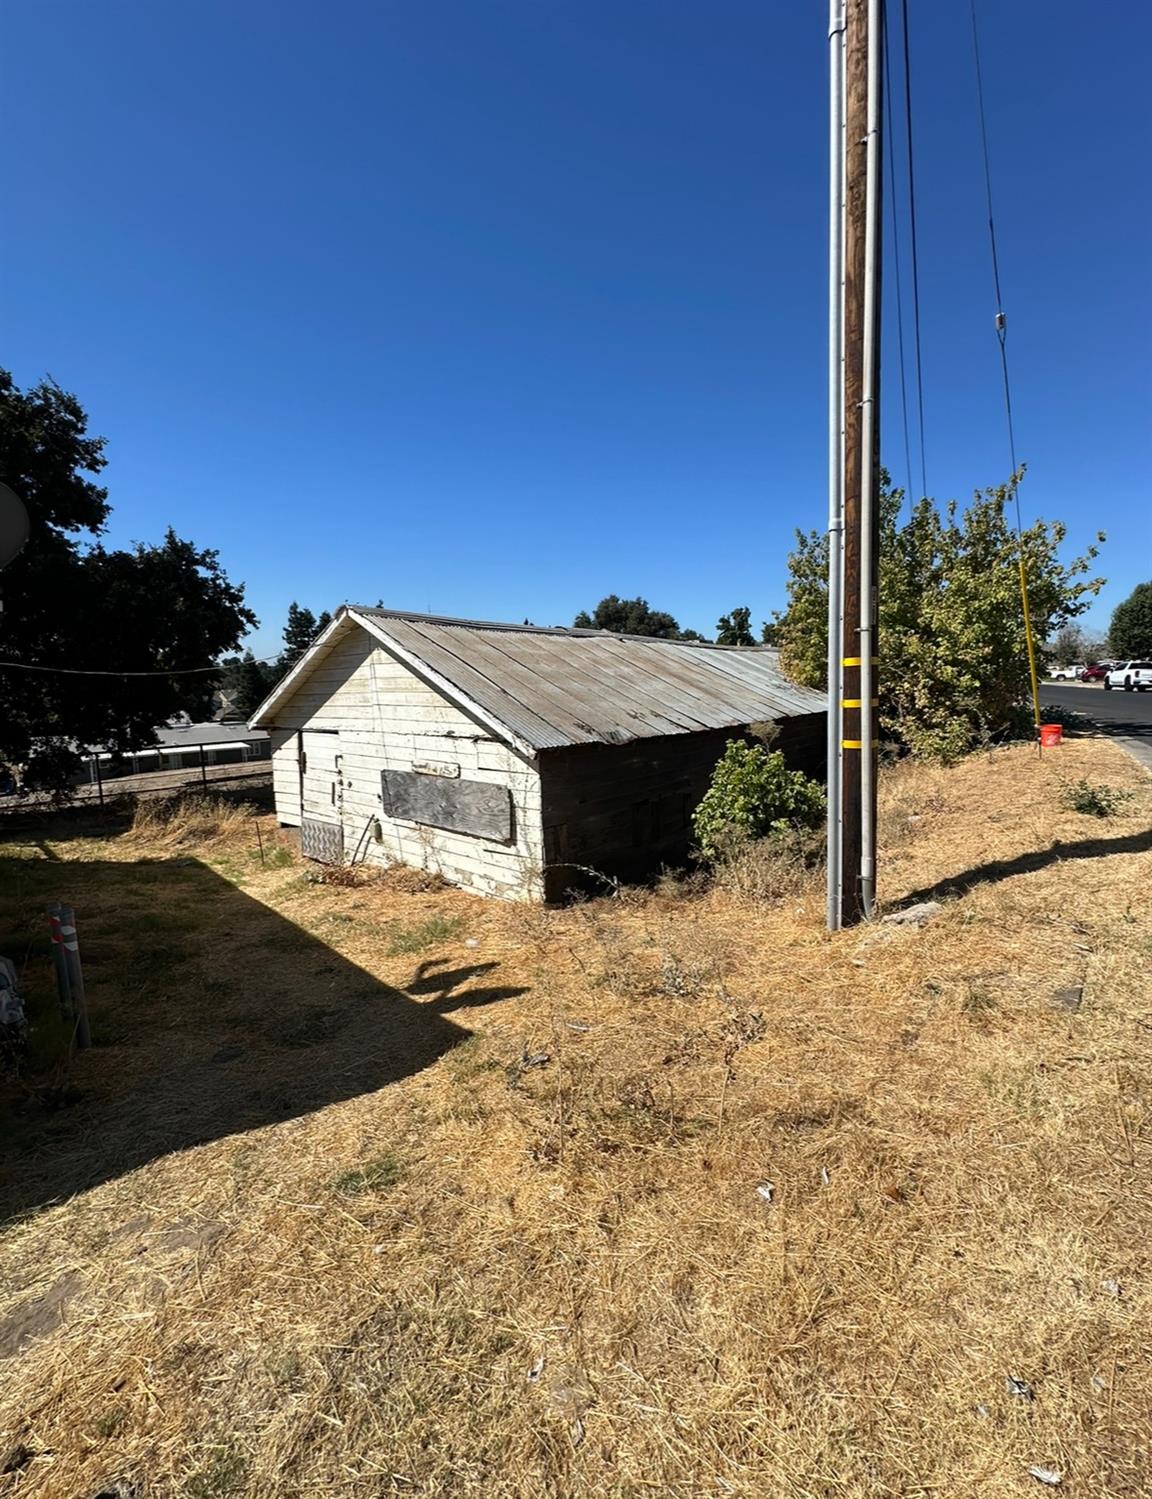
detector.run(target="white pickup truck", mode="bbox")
[1104,660,1152,692]
[1050,663,1086,680]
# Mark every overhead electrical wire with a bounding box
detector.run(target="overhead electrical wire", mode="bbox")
[883,6,915,512]
[0,656,281,677]
[969,0,1043,739]
[898,0,928,501]
[970,0,1018,494]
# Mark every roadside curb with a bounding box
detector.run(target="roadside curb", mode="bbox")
[1112,735,1152,774]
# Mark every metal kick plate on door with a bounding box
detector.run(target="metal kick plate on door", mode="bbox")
[301,816,344,864]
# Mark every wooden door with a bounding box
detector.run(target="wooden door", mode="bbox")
[299,730,344,863]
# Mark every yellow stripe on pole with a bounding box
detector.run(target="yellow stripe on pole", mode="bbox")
[842,698,879,708]
[842,739,880,749]
[842,657,879,667]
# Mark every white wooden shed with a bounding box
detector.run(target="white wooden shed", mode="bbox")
[250,608,825,901]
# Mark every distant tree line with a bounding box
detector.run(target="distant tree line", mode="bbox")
[571,595,778,645]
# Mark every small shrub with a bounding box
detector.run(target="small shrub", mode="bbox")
[332,1151,406,1195]
[1061,778,1133,819]
[386,914,464,955]
[657,952,713,1000]
[693,741,825,859]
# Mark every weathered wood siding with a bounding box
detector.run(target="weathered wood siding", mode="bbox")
[265,628,544,900]
[270,727,302,824]
[539,714,824,901]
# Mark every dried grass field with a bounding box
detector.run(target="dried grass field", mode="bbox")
[1,739,1150,1498]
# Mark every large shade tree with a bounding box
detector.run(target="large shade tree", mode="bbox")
[715,606,756,646]
[772,471,1105,760]
[573,595,706,641]
[0,371,256,790]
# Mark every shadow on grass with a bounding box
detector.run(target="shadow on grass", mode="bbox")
[0,851,526,1225]
[899,825,1152,906]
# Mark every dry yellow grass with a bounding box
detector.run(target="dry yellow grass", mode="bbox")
[1,738,1149,1498]
[124,792,261,847]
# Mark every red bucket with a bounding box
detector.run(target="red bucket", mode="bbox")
[1039,723,1063,748]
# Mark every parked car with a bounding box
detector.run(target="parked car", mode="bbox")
[1104,661,1152,691]
[1080,664,1109,682]
[1050,663,1086,680]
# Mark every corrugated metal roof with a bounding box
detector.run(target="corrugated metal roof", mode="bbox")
[349,607,823,751]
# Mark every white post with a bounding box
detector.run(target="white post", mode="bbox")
[858,0,883,916]
[826,0,847,930]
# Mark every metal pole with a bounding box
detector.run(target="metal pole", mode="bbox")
[57,904,91,1050]
[94,751,104,808]
[826,0,847,931]
[199,742,208,790]
[839,0,869,925]
[47,902,73,1022]
[858,0,883,915]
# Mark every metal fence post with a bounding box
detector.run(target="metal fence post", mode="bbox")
[57,904,91,1050]
[47,902,73,1022]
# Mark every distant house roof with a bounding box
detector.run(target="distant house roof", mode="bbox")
[252,607,823,754]
[154,721,269,749]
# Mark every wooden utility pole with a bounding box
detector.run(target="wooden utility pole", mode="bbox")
[837,0,882,926]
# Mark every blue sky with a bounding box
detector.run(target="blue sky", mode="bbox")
[2,1,1148,654]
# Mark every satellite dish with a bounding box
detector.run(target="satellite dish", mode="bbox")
[0,483,30,569]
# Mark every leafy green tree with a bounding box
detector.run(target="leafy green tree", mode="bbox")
[715,606,755,646]
[573,595,684,638]
[1109,582,1152,658]
[774,471,1105,760]
[0,371,256,789]
[760,620,781,646]
[1049,623,1088,666]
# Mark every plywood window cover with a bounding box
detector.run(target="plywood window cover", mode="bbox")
[381,768,513,843]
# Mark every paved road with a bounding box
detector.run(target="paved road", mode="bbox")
[1041,683,1152,770]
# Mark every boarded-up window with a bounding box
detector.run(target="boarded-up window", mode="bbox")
[381,769,513,843]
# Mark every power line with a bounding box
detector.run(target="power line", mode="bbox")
[969,0,1042,738]
[969,0,1020,494]
[883,6,915,511]
[0,655,281,677]
[899,0,928,500]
